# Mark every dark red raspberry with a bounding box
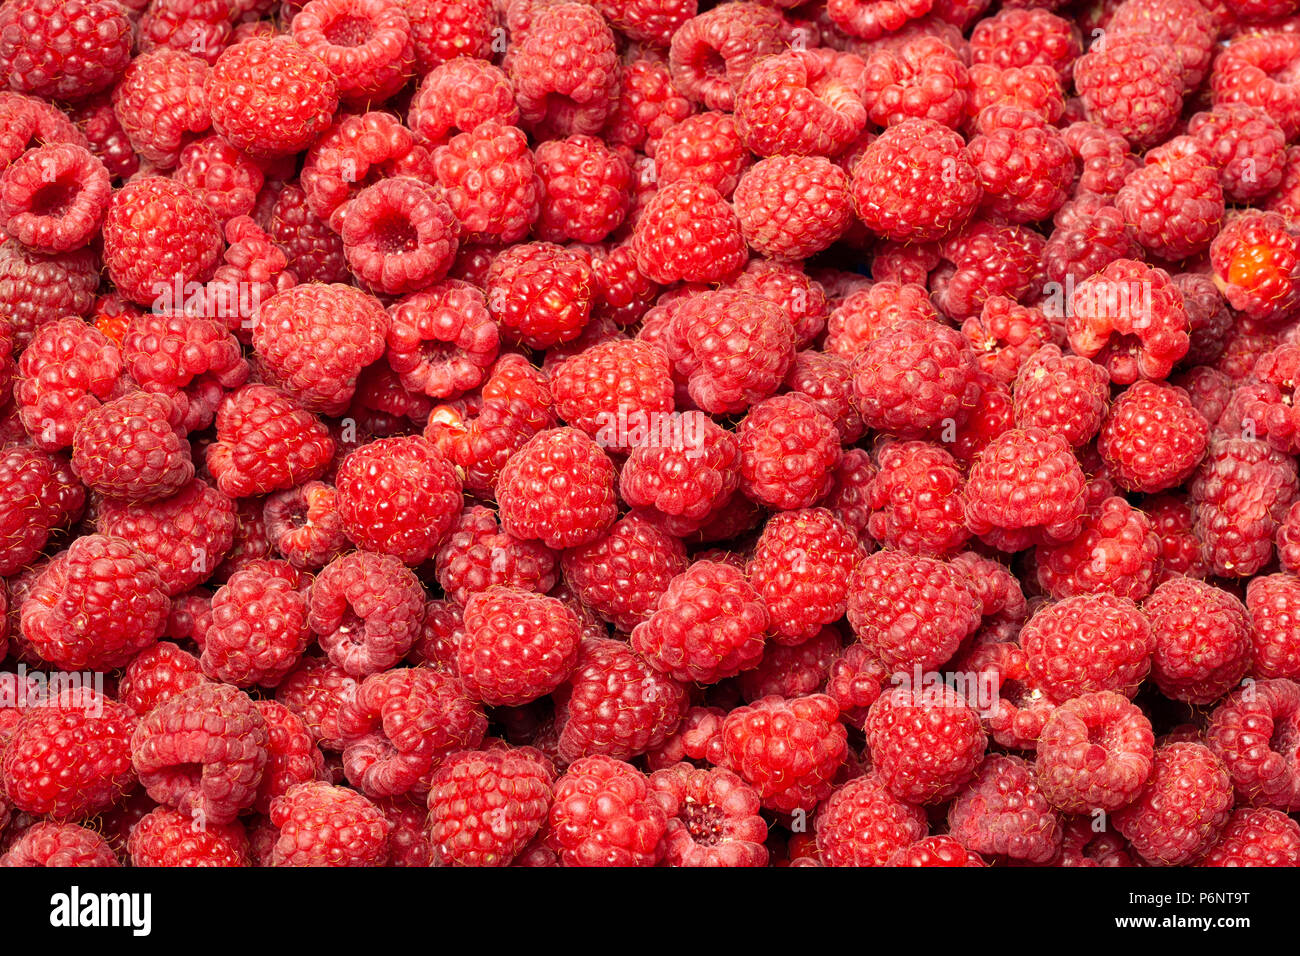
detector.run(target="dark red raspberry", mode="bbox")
[1211,33,1300,140]
[432,121,540,245]
[71,391,194,502]
[0,444,84,576]
[649,763,767,868]
[632,180,746,286]
[0,0,132,101]
[734,49,867,158]
[630,561,767,684]
[561,513,687,633]
[174,135,264,226]
[718,694,846,815]
[1074,33,1182,149]
[128,806,250,867]
[269,780,390,866]
[555,636,687,762]
[668,2,784,112]
[457,587,581,706]
[1201,808,1300,867]
[1211,210,1300,325]
[206,384,334,498]
[290,0,413,107]
[1145,576,1252,704]
[861,34,968,130]
[732,155,852,261]
[275,656,358,751]
[206,36,339,159]
[547,755,668,867]
[1191,438,1299,578]
[867,683,986,804]
[1033,495,1158,601]
[201,561,311,687]
[1012,345,1108,448]
[1114,136,1224,263]
[1067,259,1189,385]
[268,183,347,284]
[486,241,595,350]
[0,240,97,350]
[1206,678,1300,808]
[426,748,552,866]
[1249,574,1300,681]
[814,773,927,867]
[888,835,985,867]
[509,2,618,138]
[970,7,1080,80]
[0,822,119,867]
[933,219,1046,322]
[866,440,968,556]
[435,504,557,608]
[1114,742,1233,866]
[851,118,980,242]
[118,641,208,717]
[947,754,1062,864]
[1020,594,1152,704]
[1034,691,1153,813]
[309,550,426,676]
[22,534,168,670]
[132,682,268,825]
[0,143,109,254]
[111,49,210,167]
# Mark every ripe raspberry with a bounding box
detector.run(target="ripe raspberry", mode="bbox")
[1278,501,1300,574]
[0,0,132,101]
[173,135,264,226]
[1011,345,1108,449]
[654,111,749,198]
[201,561,311,688]
[1,689,135,821]
[555,637,687,762]
[865,441,968,556]
[738,623,840,702]
[409,56,517,146]
[0,822,118,867]
[1249,574,1300,681]
[128,806,250,867]
[1206,678,1300,808]
[867,683,987,804]
[547,755,668,867]
[0,143,109,254]
[206,384,334,498]
[21,534,168,670]
[963,426,1086,550]
[275,656,358,751]
[529,135,631,244]
[970,8,1080,79]
[132,682,268,825]
[1034,691,1154,813]
[962,294,1054,386]
[102,177,222,307]
[1108,0,1214,93]
[206,36,339,159]
[1212,33,1300,140]
[267,183,346,284]
[824,280,936,358]
[494,426,616,551]
[338,178,458,296]
[1033,495,1159,601]
[290,0,413,107]
[561,513,687,633]
[309,550,425,677]
[1067,259,1189,385]
[426,748,552,866]
[0,240,97,350]
[718,694,846,815]
[630,561,767,684]
[551,338,673,448]
[510,2,617,138]
[861,34,968,130]
[383,283,496,400]
[70,391,194,502]
[851,118,980,242]
[1114,742,1233,866]
[1144,577,1252,704]
[668,2,784,111]
[966,63,1065,125]
[486,242,595,350]
[110,49,210,167]
[888,835,985,867]
[947,754,1062,864]
[632,181,746,286]
[403,0,493,71]
[1201,808,1300,867]
[1074,33,1182,149]
[602,58,694,156]
[649,763,767,868]
[270,781,389,866]
[0,444,84,576]
[967,108,1070,225]
[1095,381,1209,496]
[434,506,556,609]
[454,587,581,707]
[814,772,927,867]
[1188,105,1286,204]
[734,49,867,158]
[262,481,345,571]
[735,393,839,510]
[827,0,933,39]
[1191,438,1299,578]
[1020,594,1152,704]
[1211,210,1300,325]
[1041,200,1140,288]
[118,642,207,717]
[619,417,740,526]
[1113,138,1223,263]
[732,155,852,261]
[432,121,540,245]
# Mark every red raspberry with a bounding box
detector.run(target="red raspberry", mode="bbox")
[495,427,616,550]
[1114,742,1233,866]
[1074,33,1182,149]
[264,481,346,572]
[509,2,617,138]
[736,393,840,510]
[1012,344,1108,448]
[128,806,250,867]
[963,427,1086,551]
[102,177,222,307]
[718,694,846,814]
[732,155,852,261]
[0,240,97,350]
[947,754,1062,864]
[486,242,594,349]
[655,111,750,198]
[290,0,413,107]
[667,2,784,112]
[435,504,557,608]
[967,108,1070,224]
[0,0,132,101]
[299,109,427,228]
[547,755,668,867]
[269,781,390,866]
[1041,202,1140,287]
[0,143,109,254]
[1211,210,1300,325]
[275,656,358,751]
[602,58,695,155]
[1097,381,1208,494]
[1249,574,1300,681]
[21,534,168,670]
[1021,594,1152,704]
[861,34,968,130]
[649,763,767,868]
[866,440,968,556]
[1,689,135,821]
[1145,577,1252,704]
[1034,495,1159,601]
[730,260,829,347]
[530,135,630,244]
[970,7,1080,79]
[0,822,119,867]
[824,280,936,358]
[409,57,517,146]
[426,748,552,866]
[734,49,868,158]
[560,513,687,633]
[1188,105,1287,204]
[0,444,84,576]
[825,641,889,729]
[206,384,334,498]
[851,118,980,242]
[1278,500,1300,574]
[866,683,986,804]
[827,0,932,39]
[814,772,927,866]
[1266,144,1300,219]
[309,550,426,676]
[1206,678,1300,808]
[432,121,540,245]
[1212,33,1300,140]
[1200,808,1300,867]
[933,219,1046,322]
[632,180,747,286]
[117,642,207,717]
[110,49,210,167]
[337,666,486,797]
[201,561,311,687]
[122,310,248,420]
[71,391,193,502]
[888,835,985,867]
[1192,438,1299,578]
[1034,691,1153,813]
[384,282,497,399]
[338,178,458,297]
[1067,259,1189,385]
[966,63,1065,125]
[455,587,581,706]
[619,417,739,526]
[173,135,264,226]
[551,338,673,449]
[1108,0,1214,93]
[739,624,840,702]
[555,637,687,762]
[1114,137,1224,263]
[132,682,268,825]
[781,350,863,444]
[206,36,339,159]
[962,294,1054,386]
[403,0,494,72]
[630,561,767,684]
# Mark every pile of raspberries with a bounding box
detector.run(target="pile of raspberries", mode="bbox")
[7,0,1300,871]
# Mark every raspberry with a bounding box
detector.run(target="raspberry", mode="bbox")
[734,393,838,510]
[655,111,750,198]
[21,534,168,670]
[861,34,968,131]
[1144,577,1252,704]
[206,384,334,498]
[117,641,206,717]
[1034,691,1154,813]
[851,118,980,243]
[528,136,631,245]
[1188,105,1286,204]
[0,240,97,350]
[970,8,1081,80]
[967,108,1070,224]
[336,178,457,296]
[0,444,84,576]
[1010,345,1106,450]
[206,36,339,159]
[0,822,119,867]
[1211,33,1300,140]
[964,426,1086,551]
[426,748,552,866]
[852,318,980,439]
[290,0,413,107]
[171,136,263,226]
[934,220,1046,322]
[201,561,311,687]
[1041,201,1139,288]
[269,781,390,866]
[734,49,867,158]
[102,177,222,307]
[888,835,985,867]
[632,181,747,286]
[309,550,426,676]
[649,763,768,867]
[486,242,595,350]
[865,440,969,556]
[122,309,248,413]
[404,0,494,72]
[668,2,784,112]
[552,338,673,449]
[1,689,135,821]
[947,754,1062,864]
[1191,438,1299,578]
[1201,808,1300,867]
[1021,594,1153,703]
[561,513,687,633]
[824,280,936,358]
[966,63,1065,124]
[409,57,517,147]
[0,142,109,255]
[547,755,669,867]
[509,2,618,138]
[602,58,695,155]
[433,121,540,245]
[128,807,250,867]
[718,694,846,815]
[453,587,581,706]
[1113,742,1233,866]
[555,637,687,762]
[732,155,852,261]
[1249,574,1300,681]
[867,683,987,803]
[132,682,268,825]
[1206,678,1300,808]
[1113,137,1224,263]
[814,773,928,867]
[496,427,616,550]
[0,0,132,101]
[337,666,485,796]
[253,283,389,416]
[1108,0,1214,93]
[434,506,555,607]
[1211,210,1300,325]
[265,185,344,284]
[828,0,933,39]
[111,49,210,167]
[619,417,740,525]
[1033,495,1158,600]
[1074,32,1182,149]
[964,295,1055,389]
[1278,501,1300,573]
[629,561,767,684]
[275,656,358,751]
[1067,259,1189,385]
[739,623,841,702]
[1094,381,1208,497]
[71,391,194,502]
